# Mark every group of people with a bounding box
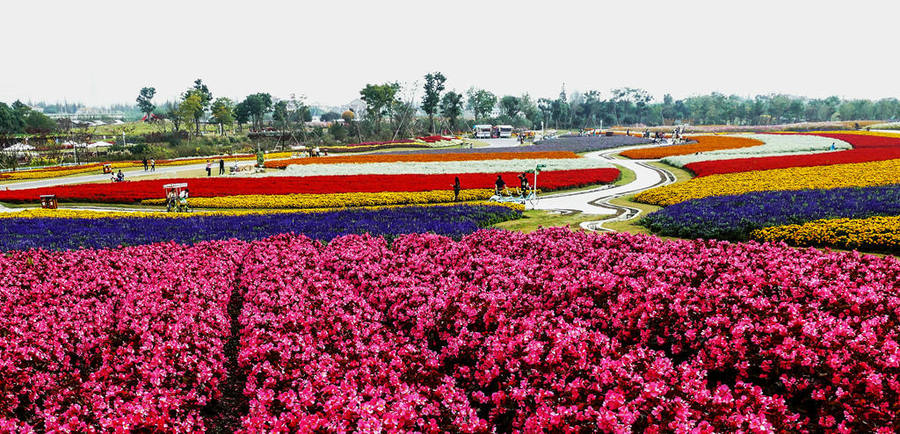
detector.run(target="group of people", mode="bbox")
[166,188,190,212]
[141,158,156,172]
[206,159,226,176]
[494,173,531,197]
[110,169,125,182]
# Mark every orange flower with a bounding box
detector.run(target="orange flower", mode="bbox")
[264,151,580,169]
[619,136,763,159]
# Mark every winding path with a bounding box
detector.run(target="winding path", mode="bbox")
[530,143,677,232]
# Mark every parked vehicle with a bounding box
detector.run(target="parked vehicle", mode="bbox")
[493,125,513,138]
[473,124,493,139]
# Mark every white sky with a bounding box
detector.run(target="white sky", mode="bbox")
[1,0,898,107]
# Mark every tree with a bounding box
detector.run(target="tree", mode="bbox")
[359,82,400,130]
[177,94,203,134]
[466,88,497,122]
[24,111,56,133]
[421,72,446,134]
[499,95,522,119]
[242,93,273,130]
[234,100,251,132]
[440,91,463,131]
[182,79,213,134]
[320,111,342,122]
[210,97,235,135]
[136,87,156,120]
[537,98,553,128]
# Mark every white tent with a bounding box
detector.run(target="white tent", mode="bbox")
[87,141,112,148]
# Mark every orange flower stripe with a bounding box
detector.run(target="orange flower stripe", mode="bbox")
[619,136,764,159]
[263,151,581,169]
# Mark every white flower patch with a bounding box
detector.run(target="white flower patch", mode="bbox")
[276,158,612,177]
[663,134,852,167]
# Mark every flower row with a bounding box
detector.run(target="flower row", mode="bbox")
[141,189,496,209]
[0,204,522,251]
[263,151,579,169]
[684,132,900,177]
[0,153,279,181]
[0,168,619,203]
[235,229,900,431]
[751,215,900,252]
[662,133,851,168]
[0,241,244,431]
[393,135,649,156]
[279,157,610,177]
[3,229,899,430]
[619,135,763,159]
[635,158,900,206]
[640,184,900,241]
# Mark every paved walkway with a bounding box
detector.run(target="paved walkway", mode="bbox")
[0,160,255,191]
[529,142,677,231]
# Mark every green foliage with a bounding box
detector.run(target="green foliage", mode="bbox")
[136,87,156,118]
[242,93,273,130]
[422,72,446,133]
[440,91,464,131]
[499,95,522,119]
[360,82,400,126]
[210,97,235,133]
[320,111,341,122]
[466,88,497,122]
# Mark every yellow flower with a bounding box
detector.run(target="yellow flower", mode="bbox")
[141,189,496,209]
[751,215,900,252]
[636,159,900,206]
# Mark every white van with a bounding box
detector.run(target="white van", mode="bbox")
[473,124,492,139]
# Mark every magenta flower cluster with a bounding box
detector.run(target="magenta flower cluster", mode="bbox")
[1,229,899,432]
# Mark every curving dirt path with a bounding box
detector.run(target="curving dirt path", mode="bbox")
[530,143,678,232]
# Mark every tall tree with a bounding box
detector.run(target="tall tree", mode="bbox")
[499,95,522,120]
[421,72,446,134]
[359,82,400,131]
[210,97,235,135]
[242,93,273,130]
[136,87,156,121]
[177,94,203,135]
[440,91,463,131]
[234,100,251,132]
[466,88,497,122]
[182,79,213,134]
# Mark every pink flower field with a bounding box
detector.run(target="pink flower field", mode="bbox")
[1,229,899,432]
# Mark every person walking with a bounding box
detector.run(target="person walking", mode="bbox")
[518,173,530,198]
[150,159,155,172]
[452,176,461,202]
[495,175,506,196]
[206,160,212,177]
[219,158,225,175]
[142,158,148,171]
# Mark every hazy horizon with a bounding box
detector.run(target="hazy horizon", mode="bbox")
[3,0,898,107]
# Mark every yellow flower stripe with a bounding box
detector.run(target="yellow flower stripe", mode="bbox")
[0,201,523,219]
[636,158,900,206]
[140,189,496,209]
[751,215,900,252]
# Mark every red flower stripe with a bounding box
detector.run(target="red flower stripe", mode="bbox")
[685,133,900,177]
[0,168,619,203]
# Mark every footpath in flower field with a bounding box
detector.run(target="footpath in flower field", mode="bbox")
[531,143,677,230]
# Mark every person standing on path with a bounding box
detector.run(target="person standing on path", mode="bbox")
[150,159,155,171]
[206,160,212,177]
[219,158,225,175]
[142,158,148,171]
[453,177,461,202]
